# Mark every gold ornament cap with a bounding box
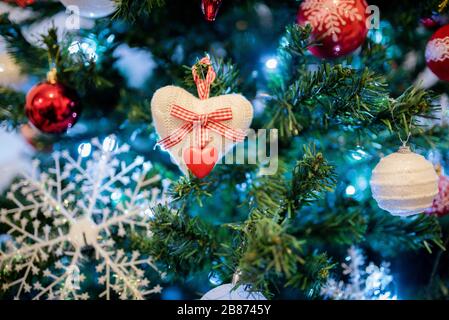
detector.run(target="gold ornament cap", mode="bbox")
[47,68,58,84]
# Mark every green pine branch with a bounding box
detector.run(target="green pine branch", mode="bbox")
[248,145,335,218]
[248,163,288,214]
[0,13,48,76]
[286,145,336,216]
[228,210,333,297]
[183,56,242,98]
[366,211,445,256]
[114,0,166,20]
[0,15,114,92]
[294,207,367,246]
[0,87,26,127]
[266,25,439,140]
[131,205,219,277]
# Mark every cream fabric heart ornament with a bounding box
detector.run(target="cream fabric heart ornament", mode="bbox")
[151,85,254,176]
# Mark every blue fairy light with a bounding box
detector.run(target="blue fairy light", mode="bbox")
[102,135,117,152]
[110,190,122,203]
[351,148,367,161]
[345,185,356,196]
[68,39,98,62]
[208,271,222,286]
[78,143,92,158]
[265,58,278,70]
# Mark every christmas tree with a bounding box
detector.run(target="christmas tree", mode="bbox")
[1,0,449,300]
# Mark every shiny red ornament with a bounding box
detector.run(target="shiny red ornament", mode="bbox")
[297,0,369,59]
[426,175,449,217]
[201,0,223,22]
[426,24,449,82]
[183,146,218,179]
[25,81,81,134]
[2,0,35,7]
[421,17,439,29]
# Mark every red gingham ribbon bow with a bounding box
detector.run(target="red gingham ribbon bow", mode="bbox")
[158,104,246,149]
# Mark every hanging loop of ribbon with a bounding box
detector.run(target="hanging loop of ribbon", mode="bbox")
[192,56,216,100]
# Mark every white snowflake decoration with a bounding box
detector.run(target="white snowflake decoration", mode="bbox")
[321,246,397,300]
[301,0,364,42]
[0,137,170,300]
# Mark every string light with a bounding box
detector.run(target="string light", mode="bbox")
[345,185,356,196]
[68,39,98,62]
[265,58,278,70]
[78,143,92,158]
[102,135,117,152]
[351,148,367,161]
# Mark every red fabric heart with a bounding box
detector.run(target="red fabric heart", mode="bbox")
[183,147,218,179]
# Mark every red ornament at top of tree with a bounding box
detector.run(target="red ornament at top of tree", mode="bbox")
[297,0,369,59]
[2,0,35,7]
[426,174,449,217]
[25,69,81,134]
[426,24,449,82]
[201,0,223,22]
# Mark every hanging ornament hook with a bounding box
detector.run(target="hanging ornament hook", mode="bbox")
[231,270,242,286]
[390,104,413,149]
[398,131,411,149]
[47,67,58,84]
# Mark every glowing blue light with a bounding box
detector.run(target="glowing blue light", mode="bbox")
[106,34,115,43]
[265,58,278,70]
[379,291,397,300]
[102,136,117,152]
[374,31,383,44]
[345,185,356,196]
[78,143,92,158]
[111,191,122,202]
[208,271,222,286]
[161,287,183,300]
[143,162,153,172]
[68,42,79,55]
[351,148,367,161]
[68,40,98,62]
[357,176,368,190]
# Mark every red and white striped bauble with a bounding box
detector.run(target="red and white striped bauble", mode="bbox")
[426,175,449,217]
[426,24,449,81]
[297,0,369,59]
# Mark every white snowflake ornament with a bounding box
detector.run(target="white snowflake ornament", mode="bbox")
[0,137,170,300]
[321,246,397,300]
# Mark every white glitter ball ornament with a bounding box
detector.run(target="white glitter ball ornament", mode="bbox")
[201,284,267,300]
[60,0,116,19]
[370,146,438,216]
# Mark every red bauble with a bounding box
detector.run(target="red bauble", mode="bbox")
[183,146,218,179]
[421,17,439,29]
[426,24,449,81]
[201,0,223,22]
[25,82,81,134]
[297,0,369,59]
[2,0,35,7]
[426,175,449,217]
